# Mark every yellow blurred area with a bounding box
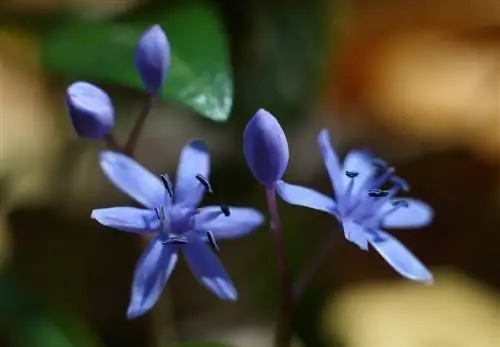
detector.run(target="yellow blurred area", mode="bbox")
[323,271,499,347]
[331,0,500,162]
[0,29,63,207]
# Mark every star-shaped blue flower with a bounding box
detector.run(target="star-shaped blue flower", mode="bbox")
[91,140,264,318]
[275,129,434,283]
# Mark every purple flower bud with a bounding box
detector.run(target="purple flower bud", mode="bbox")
[66,81,115,139]
[243,109,289,187]
[134,25,170,94]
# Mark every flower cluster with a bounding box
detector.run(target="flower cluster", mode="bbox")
[65,24,434,321]
[275,130,433,283]
[93,142,263,318]
[67,25,170,139]
[244,111,433,284]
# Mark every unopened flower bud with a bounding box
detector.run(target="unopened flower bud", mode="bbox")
[134,25,170,94]
[66,81,114,139]
[243,109,289,187]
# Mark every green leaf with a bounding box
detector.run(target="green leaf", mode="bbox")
[0,273,105,347]
[40,3,233,122]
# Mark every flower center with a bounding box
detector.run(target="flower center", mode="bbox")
[154,172,231,252]
[341,158,410,223]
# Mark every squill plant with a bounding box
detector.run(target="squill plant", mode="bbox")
[63,23,434,347]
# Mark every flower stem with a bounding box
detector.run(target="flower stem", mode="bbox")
[266,187,293,347]
[104,134,121,152]
[124,94,154,156]
[293,232,337,300]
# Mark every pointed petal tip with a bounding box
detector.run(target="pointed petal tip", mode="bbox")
[135,24,170,94]
[147,24,164,34]
[126,306,145,320]
[187,139,208,153]
[255,108,273,118]
[408,273,434,285]
[318,128,330,141]
[227,293,238,302]
[250,108,282,127]
[419,272,434,285]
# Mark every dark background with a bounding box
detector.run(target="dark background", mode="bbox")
[0,0,499,346]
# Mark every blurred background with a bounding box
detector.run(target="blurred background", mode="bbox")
[0,0,499,346]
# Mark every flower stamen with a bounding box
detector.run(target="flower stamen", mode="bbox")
[195,173,213,194]
[368,189,390,198]
[155,206,165,220]
[206,230,220,253]
[341,171,359,213]
[390,176,410,192]
[378,199,410,221]
[370,166,396,189]
[162,235,188,246]
[371,158,389,170]
[160,174,174,198]
[345,171,359,179]
[220,204,231,216]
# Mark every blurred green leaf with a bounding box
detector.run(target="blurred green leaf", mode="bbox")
[0,274,104,347]
[40,2,233,122]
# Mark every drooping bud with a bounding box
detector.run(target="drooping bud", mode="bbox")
[66,81,115,139]
[243,109,289,187]
[134,25,170,94]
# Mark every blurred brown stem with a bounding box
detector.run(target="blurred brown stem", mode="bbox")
[266,187,294,347]
[124,94,154,156]
[104,134,121,152]
[293,232,337,300]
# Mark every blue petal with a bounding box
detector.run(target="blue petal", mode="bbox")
[275,181,337,215]
[134,25,170,94]
[243,109,289,187]
[66,81,115,139]
[378,199,434,229]
[174,140,210,207]
[127,237,178,319]
[91,207,159,233]
[342,150,376,195]
[100,151,169,208]
[342,220,369,250]
[182,240,237,301]
[195,206,264,239]
[366,229,433,283]
[317,129,344,198]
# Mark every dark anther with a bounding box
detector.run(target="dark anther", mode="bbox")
[160,174,174,198]
[162,236,188,246]
[391,200,409,208]
[195,174,213,193]
[345,171,359,179]
[368,189,389,198]
[155,206,165,220]
[220,204,230,217]
[207,231,220,253]
[371,158,389,170]
[391,176,410,192]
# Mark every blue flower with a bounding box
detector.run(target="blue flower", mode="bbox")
[66,81,115,139]
[91,140,264,318]
[243,109,289,187]
[275,129,434,283]
[134,25,170,94]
